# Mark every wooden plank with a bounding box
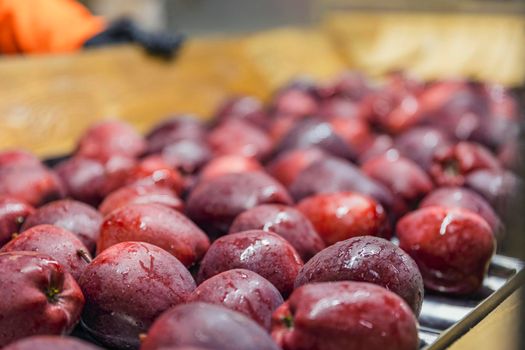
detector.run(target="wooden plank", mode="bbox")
[0,30,346,157]
[0,40,268,157]
[448,288,521,350]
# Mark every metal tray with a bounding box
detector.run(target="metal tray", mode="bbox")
[419,255,524,349]
[43,156,524,349]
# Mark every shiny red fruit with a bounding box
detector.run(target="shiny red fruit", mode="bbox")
[103,155,184,196]
[99,184,184,216]
[98,204,209,267]
[297,192,390,245]
[0,252,84,347]
[186,172,292,237]
[79,242,195,349]
[207,120,272,160]
[0,196,34,247]
[294,236,424,315]
[141,302,280,350]
[271,281,419,350]
[230,204,325,262]
[190,269,283,330]
[213,96,269,130]
[0,165,65,207]
[289,157,394,212]
[420,186,503,239]
[1,224,91,280]
[146,116,207,154]
[266,147,326,187]
[394,126,452,171]
[76,120,146,161]
[197,230,303,296]
[396,206,495,294]
[198,155,263,182]
[2,336,102,350]
[21,199,102,254]
[362,152,433,216]
[430,141,501,186]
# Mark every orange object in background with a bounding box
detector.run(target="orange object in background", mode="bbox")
[0,0,105,54]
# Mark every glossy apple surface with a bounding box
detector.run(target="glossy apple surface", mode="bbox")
[98,204,209,267]
[0,196,34,247]
[271,281,419,350]
[0,252,84,347]
[190,269,283,330]
[2,336,102,350]
[197,230,303,296]
[297,192,391,245]
[79,242,195,349]
[186,172,292,237]
[141,303,280,350]
[396,206,495,294]
[230,204,324,262]
[1,224,91,280]
[21,200,102,254]
[295,236,423,315]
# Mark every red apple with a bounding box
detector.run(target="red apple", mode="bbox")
[190,269,283,330]
[1,224,91,280]
[2,336,102,350]
[271,281,419,350]
[271,83,319,118]
[361,152,433,216]
[274,119,355,160]
[0,149,41,169]
[420,186,503,239]
[396,206,495,294]
[431,141,501,186]
[230,204,325,262]
[0,251,84,347]
[99,184,184,216]
[394,126,452,171]
[76,120,146,161]
[197,230,303,296]
[160,139,212,174]
[357,133,395,164]
[146,116,207,154]
[266,147,326,187]
[213,96,269,130]
[294,236,424,315]
[21,199,102,254]
[207,120,272,160]
[297,192,391,245]
[289,157,394,212]
[198,155,263,182]
[141,303,280,350]
[79,242,195,349]
[0,196,34,247]
[103,155,184,196]
[98,203,209,267]
[186,172,292,237]
[55,156,135,206]
[0,166,65,207]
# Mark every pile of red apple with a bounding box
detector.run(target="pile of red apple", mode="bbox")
[0,72,522,350]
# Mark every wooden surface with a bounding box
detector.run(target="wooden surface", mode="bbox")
[1,12,524,157]
[0,33,348,157]
[448,288,522,350]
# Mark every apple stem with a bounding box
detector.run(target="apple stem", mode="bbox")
[45,286,61,303]
[77,249,92,263]
[283,314,294,329]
